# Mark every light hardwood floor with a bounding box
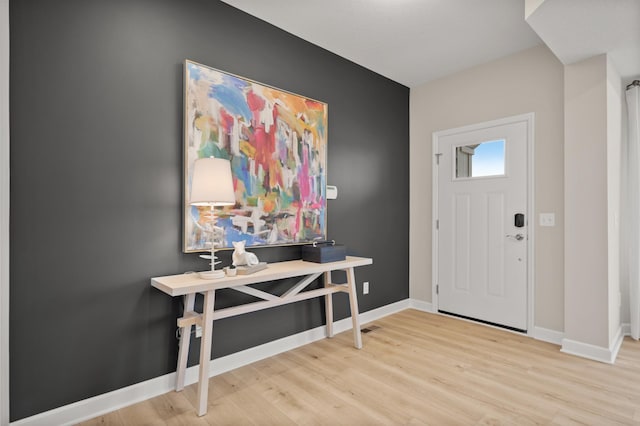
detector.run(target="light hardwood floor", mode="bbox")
[78,309,640,425]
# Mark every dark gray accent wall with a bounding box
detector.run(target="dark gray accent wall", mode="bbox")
[9,0,409,420]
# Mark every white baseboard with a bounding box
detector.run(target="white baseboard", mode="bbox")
[610,325,624,362]
[409,299,435,313]
[530,326,563,345]
[11,299,411,426]
[561,325,623,364]
[11,373,179,426]
[622,322,631,336]
[561,339,613,364]
[360,299,412,323]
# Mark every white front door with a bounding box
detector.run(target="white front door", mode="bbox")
[435,116,530,331]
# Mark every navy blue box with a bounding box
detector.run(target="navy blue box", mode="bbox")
[302,243,346,263]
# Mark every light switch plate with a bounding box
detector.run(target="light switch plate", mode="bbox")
[539,213,555,227]
[327,185,338,200]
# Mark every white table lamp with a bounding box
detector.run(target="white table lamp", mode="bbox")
[190,157,235,279]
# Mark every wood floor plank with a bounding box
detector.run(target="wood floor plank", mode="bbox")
[149,393,209,426]
[78,310,640,425]
[77,411,125,426]
[203,394,260,426]
[250,360,385,425]
[116,400,166,426]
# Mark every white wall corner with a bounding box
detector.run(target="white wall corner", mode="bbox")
[531,326,563,345]
[1,0,10,425]
[409,299,435,313]
[610,325,624,362]
[560,326,623,364]
[9,300,412,425]
[622,322,631,336]
[524,0,546,19]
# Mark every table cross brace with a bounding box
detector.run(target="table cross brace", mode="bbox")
[152,257,372,417]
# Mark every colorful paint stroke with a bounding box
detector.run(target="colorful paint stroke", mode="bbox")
[183,60,328,252]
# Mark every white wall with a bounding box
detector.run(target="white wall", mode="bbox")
[606,57,622,346]
[1,0,9,423]
[563,54,620,350]
[620,77,638,327]
[410,45,565,332]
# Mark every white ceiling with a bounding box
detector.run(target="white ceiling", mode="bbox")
[220,0,640,88]
[526,0,640,81]
[220,0,542,88]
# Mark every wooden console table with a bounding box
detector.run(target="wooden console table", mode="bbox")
[151,256,373,416]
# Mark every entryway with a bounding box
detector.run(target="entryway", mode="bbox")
[432,113,534,332]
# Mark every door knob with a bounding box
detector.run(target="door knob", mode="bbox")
[506,234,525,241]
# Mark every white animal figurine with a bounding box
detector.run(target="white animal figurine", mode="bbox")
[232,241,259,267]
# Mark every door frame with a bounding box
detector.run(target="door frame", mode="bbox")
[432,113,535,333]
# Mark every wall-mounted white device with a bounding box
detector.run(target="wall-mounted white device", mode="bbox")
[327,185,338,200]
[539,213,555,227]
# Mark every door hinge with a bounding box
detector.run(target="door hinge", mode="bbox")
[436,284,439,295]
[435,153,443,165]
[435,219,439,230]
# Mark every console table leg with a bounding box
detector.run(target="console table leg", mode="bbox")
[346,268,362,349]
[176,293,195,391]
[197,290,215,416]
[324,271,334,338]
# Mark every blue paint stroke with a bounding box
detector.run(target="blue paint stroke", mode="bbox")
[187,62,203,81]
[208,77,252,122]
[219,217,266,247]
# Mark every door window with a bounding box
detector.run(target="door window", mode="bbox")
[455,139,505,179]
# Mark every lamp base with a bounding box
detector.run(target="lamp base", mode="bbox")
[198,270,226,279]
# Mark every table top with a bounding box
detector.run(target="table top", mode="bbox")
[151,256,373,296]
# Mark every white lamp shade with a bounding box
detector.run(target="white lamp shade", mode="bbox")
[190,158,236,206]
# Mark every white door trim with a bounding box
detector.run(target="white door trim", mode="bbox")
[432,113,535,333]
[1,0,9,423]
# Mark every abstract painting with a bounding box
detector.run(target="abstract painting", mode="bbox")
[184,60,328,252]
